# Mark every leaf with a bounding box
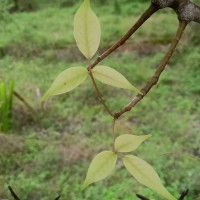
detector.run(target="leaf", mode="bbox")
[74,0,101,59]
[115,134,151,153]
[81,151,117,190]
[123,155,176,200]
[42,67,88,101]
[92,66,142,94]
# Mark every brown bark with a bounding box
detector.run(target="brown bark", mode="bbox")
[152,0,200,23]
[89,0,199,118]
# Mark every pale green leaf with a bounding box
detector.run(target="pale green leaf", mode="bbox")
[115,134,151,153]
[74,0,101,59]
[81,151,117,190]
[42,67,88,101]
[123,155,177,200]
[92,66,142,94]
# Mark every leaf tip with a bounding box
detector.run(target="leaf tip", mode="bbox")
[146,134,152,139]
[41,91,50,102]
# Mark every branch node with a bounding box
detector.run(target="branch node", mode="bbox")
[97,56,101,62]
[151,0,174,9]
[152,0,200,23]
[152,76,158,85]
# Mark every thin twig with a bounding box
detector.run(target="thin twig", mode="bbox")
[14,91,35,114]
[8,186,20,200]
[55,194,61,200]
[178,189,189,200]
[8,186,61,200]
[136,189,189,200]
[114,20,188,119]
[136,194,150,200]
[88,63,114,117]
[87,4,157,117]
[89,4,157,70]
[112,118,116,151]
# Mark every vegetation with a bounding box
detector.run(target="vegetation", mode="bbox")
[0,81,14,132]
[0,0,199,199]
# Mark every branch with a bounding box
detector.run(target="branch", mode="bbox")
[14,91,36,115]
[88,65,114,117]
[86,3,157,117]
[136,189,189,200]
[8,186,61,200]
[136,194,149,200]
[151,0,200,23]
[87,0,199,119]
[89,0,200,73]
[175,1,200,23]
[89,4,157,70]
[8,186,20,200]
[114,20,187,119]
[178,189,189,200]
[55,195,61,200]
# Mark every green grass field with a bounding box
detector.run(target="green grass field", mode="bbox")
[0,1,200,199]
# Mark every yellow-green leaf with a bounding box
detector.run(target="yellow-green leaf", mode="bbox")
[42,67,88,101]
[81,151,117,190]
[123,155,176,200]
[115,134,151,153]
[74,0,101,59]
[92,66,142,94]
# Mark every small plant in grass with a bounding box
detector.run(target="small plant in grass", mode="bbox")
[42,0,200,199]
[0,80,14,132]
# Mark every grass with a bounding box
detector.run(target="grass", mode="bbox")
[0,80,14,132]
[0,1,200,200]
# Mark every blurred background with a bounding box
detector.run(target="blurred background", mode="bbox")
[0,0,200,199]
